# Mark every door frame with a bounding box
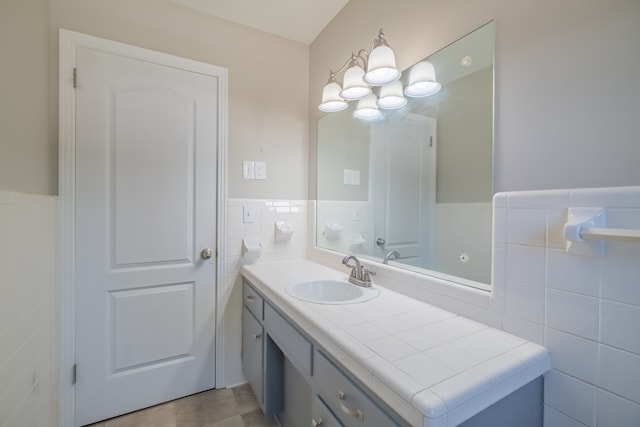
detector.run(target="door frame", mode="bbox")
[57,29,228,426]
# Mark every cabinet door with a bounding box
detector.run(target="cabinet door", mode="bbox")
[242,307,264,406]
[312,395,344,427]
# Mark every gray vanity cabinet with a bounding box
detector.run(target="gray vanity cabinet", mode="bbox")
[242,280,265,410]
[241,306,263,405]
[242,281,284,416]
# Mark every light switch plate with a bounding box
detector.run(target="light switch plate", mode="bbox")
[254,161,266,180]
[243,160,255,179]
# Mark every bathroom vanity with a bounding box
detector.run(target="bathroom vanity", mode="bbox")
[241,260,549,427]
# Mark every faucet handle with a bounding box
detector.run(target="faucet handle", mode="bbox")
[348,266,358,278]
[362,268,376,286]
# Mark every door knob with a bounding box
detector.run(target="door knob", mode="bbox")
[200,248,213,260]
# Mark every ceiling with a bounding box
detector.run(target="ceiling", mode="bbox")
[169,0,350,44]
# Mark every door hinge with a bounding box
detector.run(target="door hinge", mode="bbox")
[72,364,77,384]
[73,68,77,88]
[429,136,433,147]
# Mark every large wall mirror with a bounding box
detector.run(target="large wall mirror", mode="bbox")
[316,21,495,290]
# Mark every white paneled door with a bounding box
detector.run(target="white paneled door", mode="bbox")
[372,114,436,267]
[74,46,218,426]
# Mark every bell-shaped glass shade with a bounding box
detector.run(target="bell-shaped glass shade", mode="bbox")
[353,94,382,120]
[404,61,442,97]
[377,81,407,109]
[340,64,371,100]
[364,45,401,85]
[319,81,348,112]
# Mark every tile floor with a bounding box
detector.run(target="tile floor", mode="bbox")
[86,383,277,427]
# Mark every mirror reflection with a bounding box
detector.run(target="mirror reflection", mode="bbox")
[316,21,495,289]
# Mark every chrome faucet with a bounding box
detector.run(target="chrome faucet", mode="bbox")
[383,250,400,264]
[342,255,375,287]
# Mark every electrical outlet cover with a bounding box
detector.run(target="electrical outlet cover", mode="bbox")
[243,204,254,223]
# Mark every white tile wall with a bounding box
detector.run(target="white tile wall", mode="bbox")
[600,300,640,354]
[504,280,545,324]
[545,328,597,384]
[546,288,599,340]
[597,345,640,404]
[310,185,640,426]
[0,191,57,427]
[470,187,640,425]
[545,370,597,426]
[597,389,640,426]
[499,186,640,426]
[224,199,307,293]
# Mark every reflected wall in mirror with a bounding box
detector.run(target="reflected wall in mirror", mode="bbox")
[316,21,494,289]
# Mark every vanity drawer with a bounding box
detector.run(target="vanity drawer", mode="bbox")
[314,350,399,427]
[243,280,264,320]
[264,303,313,376]
[312,394,344,427]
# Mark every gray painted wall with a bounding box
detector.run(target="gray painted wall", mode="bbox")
[1,0,310,199]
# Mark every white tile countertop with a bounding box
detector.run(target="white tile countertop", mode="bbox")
[241,259,550,427]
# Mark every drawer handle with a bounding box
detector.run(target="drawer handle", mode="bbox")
[253,333,262,341]
[338,391,364,421]
[246,295,256,302]
[312,417,323,427]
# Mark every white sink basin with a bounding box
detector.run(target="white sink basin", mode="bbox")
[286,279,380,304]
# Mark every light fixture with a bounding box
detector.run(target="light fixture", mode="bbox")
[377,80,407,109]
[404,61,442,97]
[353,94,382,120]
[319,73,348,112]
[318,29,402,118]
[363,30,401,85]
[340,56,371,100]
